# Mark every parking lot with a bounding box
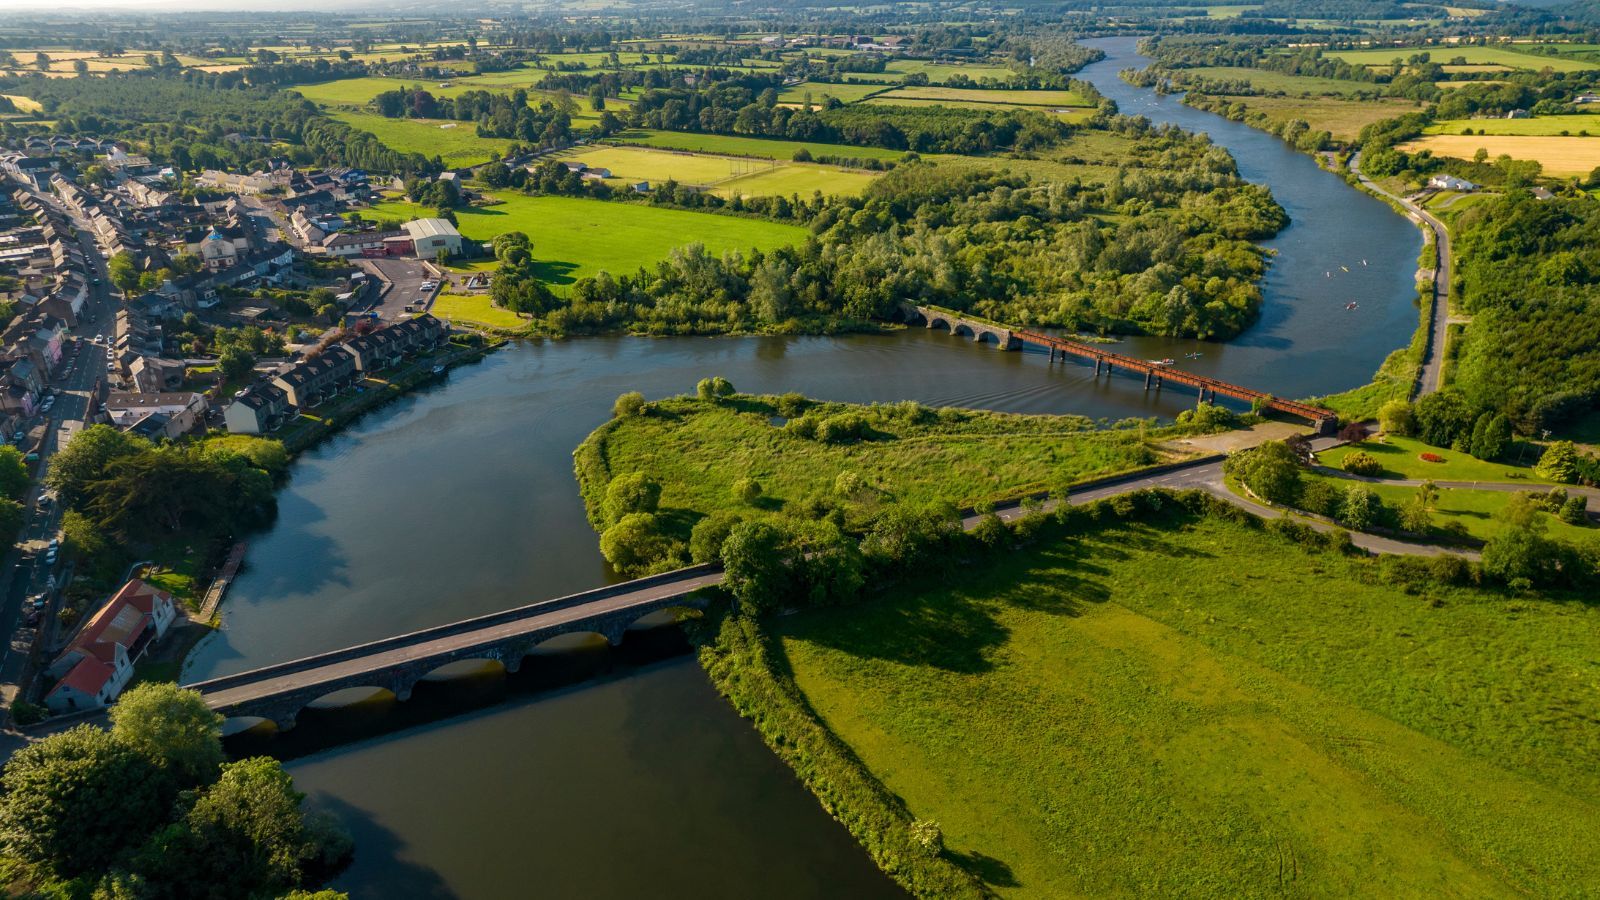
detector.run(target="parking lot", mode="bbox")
[354,257,441,321]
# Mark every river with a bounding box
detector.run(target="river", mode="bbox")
[181,37,1422,899]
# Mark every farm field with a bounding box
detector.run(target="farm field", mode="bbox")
[331,111,512,166]
[882,59,1021,83]
[1183,66,1376,96]
[1208,95,1424,140]
[1325,46,1599,72]
[766,510,1600,896]
[1,94,41,114]
[868,97,1095,121]
[1426,112,1600,136]
[364,193,805,287]
[1400,133,1600,175]
[871,85,1092,107]
[617,129,908,160]
[776,81,893,104]
[550,144,883,196]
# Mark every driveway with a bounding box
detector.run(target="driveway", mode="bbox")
[353,258,441,321]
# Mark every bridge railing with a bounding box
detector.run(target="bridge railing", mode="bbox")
[186,562,721,695]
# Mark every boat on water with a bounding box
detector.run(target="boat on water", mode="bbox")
[1148,358,1175,366]
[1345,302,1359,310]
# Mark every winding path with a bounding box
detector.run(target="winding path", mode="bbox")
[1349,151,1453,397]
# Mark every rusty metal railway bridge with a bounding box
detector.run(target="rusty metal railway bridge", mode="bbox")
[899,303,1338,435]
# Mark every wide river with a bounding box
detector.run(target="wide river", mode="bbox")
[182,37,1421,898]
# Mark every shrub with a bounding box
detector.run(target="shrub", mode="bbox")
[9,701,43,727]
[1535,440,1582,483]
[1378,399,1415,436]
[971,512,1009,551]
[1176,402,1237,430]
[732,477,763,505]
[776,392,809,418]
[1339,485,1382,531]
[689,511,742,564]
[1298,479,1342,517]
[834,471,866,498]
[816,413,868,444]
[612,391,645,418]
[696,376,735,401]
[1559,494,1588,525]
[1341,450,1383,477]
[602,472,661,525]
[1419,452,1445,463]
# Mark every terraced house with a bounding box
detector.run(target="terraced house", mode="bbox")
[271,345,357,407]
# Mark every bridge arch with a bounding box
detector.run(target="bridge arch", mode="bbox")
[927,316,951,332]
[627,605,703,633]
[221,716,275,738]
[418,658,507,682]
[951,322,975,338]
[305,684,405,708]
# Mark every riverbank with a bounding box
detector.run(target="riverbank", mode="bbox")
[701,490,1600,896]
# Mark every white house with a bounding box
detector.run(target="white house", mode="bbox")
[44,580,177,713]
[1428,174,1477,192]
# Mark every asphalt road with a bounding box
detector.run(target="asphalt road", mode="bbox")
[1349,152,1452,397]
[354,257,439,321]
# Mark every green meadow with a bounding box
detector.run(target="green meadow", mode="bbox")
[767,510,1600,896]
[365,193,805,287]
[330,111,512,166]
[618,129,909,160]
[1326,46,1599,72]
[1184,66,1377,95]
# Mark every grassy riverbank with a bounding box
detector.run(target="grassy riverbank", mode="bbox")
[703,496,1600,896]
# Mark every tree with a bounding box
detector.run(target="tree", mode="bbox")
[721,518,862,613]
[720,520,792,614]
[1470,413,1513,461]
[1399,495,1433,533]
[689,511,743,564]
[1378,399,1414,436]
[732,477,763,505]
[1559,494,1588,526]
[1482,498,1559,588]
[45,425,149,506]
[109,683,224,787]
[218,345,256,383]
[602,472,661,525]
[1339,485,1382,531]
[107,251,141,295]
[1412,391,1476,449]
[1223,441,1301,505]
[612,391,645,418]
[1535,440,1582,483]
[0,445,28,501]
[0,725,172,877]
[598,512,676,574]
[696,376,735,401]
[132,757,350,900]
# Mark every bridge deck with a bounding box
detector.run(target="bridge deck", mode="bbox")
[192,568,724,712]
[1012,330,1336,425]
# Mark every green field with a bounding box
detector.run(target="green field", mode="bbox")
[365,193,804,287]
[331,111,512,166]
[618,129,908,160]
[777,81,894,104]
[871,85,1092,107]
[882,60,1022,83]
[1206,94,1423,140]
[575,394,1178,537]
[1299,472,1596,544]
[869,97,1096,121]
[552,144,883,197]
[1318,435,1554,483]
[429,291,526,330]
[1427,112,1600,136]
[1325,46,1599,72]
[716,164,881,198]
[1184,66,1376,96]
[763,509,1600,895]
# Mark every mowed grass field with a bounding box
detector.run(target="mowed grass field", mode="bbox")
[429,292,526,330]
[871,85,1092,107]
[1400,133,1600,174]
[774,511,1600,896]
[777,81,894,104]
[619,129,907,160]
[1318,435,1554,482]
[1297,472,1598,545]
[1184,66,1377,96]
[365,193,804,287]
[1211,95,1424,140]
[1426,111,1600,136]
[2,94,42,114]
[553,144,883,197]
[331,111,512,166]
[1326,46,1599,72]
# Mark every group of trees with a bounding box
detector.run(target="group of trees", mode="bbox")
[371,86,624,146]
[492,146,1283,340]
[47,427,287,580]
[0,683,350,897]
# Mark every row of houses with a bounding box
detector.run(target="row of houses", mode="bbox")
[225,314,449,434]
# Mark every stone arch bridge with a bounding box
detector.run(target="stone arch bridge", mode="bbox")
[186,566,722,731]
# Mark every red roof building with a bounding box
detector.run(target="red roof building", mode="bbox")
[44,579,178,713]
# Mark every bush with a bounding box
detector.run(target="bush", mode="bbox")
[602,472,661,525]
[732,477,763,505]
[9,701,43,727]
[696,376,735,401]
[1559,494,1588,525]
[689,511,742,564]
[1535,440,1582,483]
[1339,485,1382,531]
[599,513,680,575]
[776,392,809,418]
[971,512,1009,551]
[1378,399,1415,436]
[1222,441,1302,505]
[612,391,645,418]
[815,413,868,445]
[1298,479,1342,517]
[1175,402,1237,430]
[834,471,866,498]
[1341,450,1383,477]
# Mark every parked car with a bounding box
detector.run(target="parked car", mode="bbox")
[43,549,56,566]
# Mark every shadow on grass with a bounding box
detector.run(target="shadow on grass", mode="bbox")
[530,259,581,285]
[948,848,1020,889]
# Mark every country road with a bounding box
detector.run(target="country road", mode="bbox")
[1349,151,1453,397]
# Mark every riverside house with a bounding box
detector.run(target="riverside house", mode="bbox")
[44,580,178,713]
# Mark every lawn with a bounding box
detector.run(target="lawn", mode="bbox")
[364,193,804,287]
[331,111,513,166]
[1317,434,1553,483]
[1426,112,1600,136]
[429,291,527,330]
[716,164,881,198]
[871,85,1092,107]
[1399,133,1600,175]
[765,510,1600,896]
[1205,94,1423,141]
[574,394,1179,537]
[1183,66,1376,96]
[619,129,908,161]
[1325,46,1599,72]
[777,81,894,104]
[1299,471,1597,544]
